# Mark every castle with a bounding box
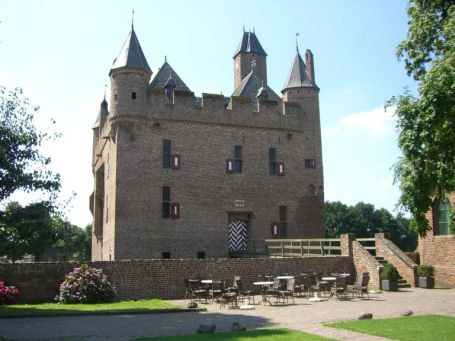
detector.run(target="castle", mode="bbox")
[90,25,325,260]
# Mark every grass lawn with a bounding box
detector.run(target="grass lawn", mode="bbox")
[327,314,455,341]
[137,328,335,341]
[0,299,183,318]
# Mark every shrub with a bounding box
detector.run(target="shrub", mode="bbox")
[57,264,115,304]
[417,264,435,278]
[0,280,19,304]
[380,264,400,280]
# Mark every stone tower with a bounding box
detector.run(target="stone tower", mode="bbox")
[233,29,267,88]
[281,47,324,232]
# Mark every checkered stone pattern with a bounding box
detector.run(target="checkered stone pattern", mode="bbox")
[228,220,247,251]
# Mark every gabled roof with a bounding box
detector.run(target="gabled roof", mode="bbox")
[282,51,317,92]
[232,70,280,102]
[233,31,267,58]
[149,61,191,92]
[110,26,151,75]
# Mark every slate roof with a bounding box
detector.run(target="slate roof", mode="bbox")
[110,26,151,74]
[233,31,267,58]
[232,70,280,102]
[282,51,317,92]
[149,61,191,92]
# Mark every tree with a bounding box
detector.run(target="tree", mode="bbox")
[0,201,57,262]
[388,0,455,236]
[0,86,60,202]
[0,86,62,262]
[325,201,417,251]
[41,219,91,261]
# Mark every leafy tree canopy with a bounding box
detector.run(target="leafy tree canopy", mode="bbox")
[325,201,417,252]
[0,86,60,202]
[388,0,455,236]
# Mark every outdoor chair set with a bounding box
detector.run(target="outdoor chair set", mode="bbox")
[183,272,370,308]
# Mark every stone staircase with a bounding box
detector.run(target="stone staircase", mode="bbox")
[375,256,412,289]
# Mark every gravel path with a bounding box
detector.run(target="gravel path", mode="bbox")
[1,288,454,340]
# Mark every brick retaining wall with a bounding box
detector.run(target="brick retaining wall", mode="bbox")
[0,257,353,303]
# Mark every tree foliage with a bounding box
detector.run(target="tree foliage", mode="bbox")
[0,201,57,262]
[0,86,60,202]
[325,201,417,252]
[389,0,455,236]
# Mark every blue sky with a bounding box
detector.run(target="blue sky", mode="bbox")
[0,0,417,227]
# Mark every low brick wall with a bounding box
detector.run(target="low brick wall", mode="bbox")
[0,257,353,303]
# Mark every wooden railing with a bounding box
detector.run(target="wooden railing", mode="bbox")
[356,238,376,256]
[265,238,341,258]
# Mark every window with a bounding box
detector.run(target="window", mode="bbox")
[197,252,206,259]
[163,140,181,170]
[269,148,276,175]
[114,94,118,101]
[234,146,242,173]
[269,148,285,175]
[162,186,180,219]
[279,206,287,238]
[305,159,316,169]
[163,140,171,169]
[436,197,451,235]
[162,186,171,218]
[227,146,242,173]
[162,252,171,259]
[131,92,137,100]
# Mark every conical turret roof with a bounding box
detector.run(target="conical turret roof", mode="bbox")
[150,61,191,92]
[282,51,317,92]
[110,26,151,75]
[233,31,267,58]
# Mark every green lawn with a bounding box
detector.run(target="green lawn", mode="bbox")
[0,299,182,318]
[137,328,335,341]
[327,315,455,341]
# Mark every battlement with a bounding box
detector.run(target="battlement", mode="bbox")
[135,90,304,132]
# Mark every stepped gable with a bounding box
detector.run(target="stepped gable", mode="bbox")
[233,30,267,58]
[110,25,151,74]
[150,60,191,92]
[282,50,317,91]
[231,70,280,102]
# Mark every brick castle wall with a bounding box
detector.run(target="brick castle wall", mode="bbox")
[0,257,352,303]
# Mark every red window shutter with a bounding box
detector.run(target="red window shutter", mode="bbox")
[171,154,181,169]
[171,202,180,219]
[277,162,285,176]
[271,222,280,239]
[226,159,234,173]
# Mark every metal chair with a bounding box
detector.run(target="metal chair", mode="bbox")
[347,272,370,299]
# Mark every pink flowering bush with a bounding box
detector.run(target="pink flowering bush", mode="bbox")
[0,280,19,304]
[57,264,115,304]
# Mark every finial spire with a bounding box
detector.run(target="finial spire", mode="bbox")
[296,32,300,53]
[104,84,107,100]
[131,9,135,29]
[165,55,167,62]
[243,25,245,32]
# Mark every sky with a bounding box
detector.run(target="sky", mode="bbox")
[0,0,417,227]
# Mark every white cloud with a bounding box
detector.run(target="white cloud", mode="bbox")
[323,105,396,138]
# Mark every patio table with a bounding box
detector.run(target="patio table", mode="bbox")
[253,281,274,305]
